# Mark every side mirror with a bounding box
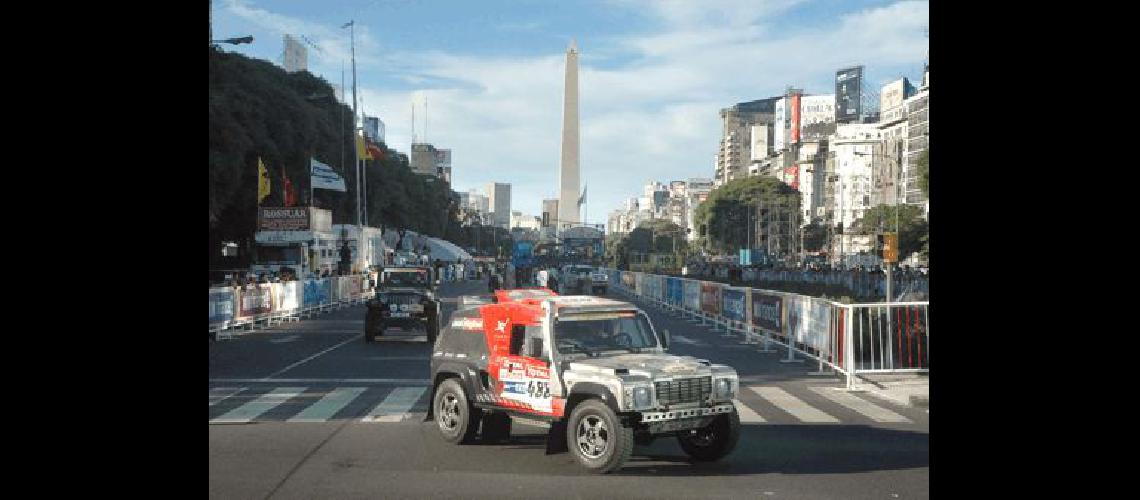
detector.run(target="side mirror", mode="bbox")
[661,329,671,350]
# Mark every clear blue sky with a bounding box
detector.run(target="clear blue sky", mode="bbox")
[213,0,928,225]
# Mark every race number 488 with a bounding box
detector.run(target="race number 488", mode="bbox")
[527,381,550,399]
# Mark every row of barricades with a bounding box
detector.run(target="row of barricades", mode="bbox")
[604,268,929,389]
[208,273,376,340]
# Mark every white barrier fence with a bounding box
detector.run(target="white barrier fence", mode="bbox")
[209,273,376,340]
[604,268,928,389]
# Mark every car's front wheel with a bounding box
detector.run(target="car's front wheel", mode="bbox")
[364,309,384,342]
[434,379,480,444]
[677,409,741,462]
[566,400,633,474]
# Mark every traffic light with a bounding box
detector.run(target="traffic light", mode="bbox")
[883,232,898,263]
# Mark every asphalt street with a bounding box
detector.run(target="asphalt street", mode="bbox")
[209,279,929,499]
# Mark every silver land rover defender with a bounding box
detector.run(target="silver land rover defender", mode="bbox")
[427,294,741,473]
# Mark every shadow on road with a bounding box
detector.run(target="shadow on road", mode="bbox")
[414,422,927,477]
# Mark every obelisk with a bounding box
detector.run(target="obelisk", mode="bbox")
[557,40,581,232]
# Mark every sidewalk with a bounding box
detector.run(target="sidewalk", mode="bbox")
[852,373,929,410]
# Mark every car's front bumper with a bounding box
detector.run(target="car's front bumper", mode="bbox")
[637,403,735,434]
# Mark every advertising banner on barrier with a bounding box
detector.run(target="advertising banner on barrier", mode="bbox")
[303,279,329,305]
[667,277,682,304]
[784,295,833,351]
[751,291,783,333]
[620,272,638,288]
[700,282,722,316]
[722,287,747,323]
[634,272,643,296]
[683,280,700,310]
[277,281,300,311]
[209,288,235,325]
[237,284,273,318]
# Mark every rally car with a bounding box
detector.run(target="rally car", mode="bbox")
[364,266,441,343]
[426,294,741,473]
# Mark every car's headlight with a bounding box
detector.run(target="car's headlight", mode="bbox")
[714,378,736,400]
[623,385,654,410]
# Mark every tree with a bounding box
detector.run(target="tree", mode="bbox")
[916,150,929,198]
[802,222,827,252]
[209,49,463,265]
[692,176,800,254]
[854,204,928,261]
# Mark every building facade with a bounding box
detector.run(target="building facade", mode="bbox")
[486,182,511,229]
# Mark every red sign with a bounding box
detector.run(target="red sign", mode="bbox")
[790,93,801,143]
[784,165,800,190]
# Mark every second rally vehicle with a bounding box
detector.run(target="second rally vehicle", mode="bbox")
[364,266,441,343]
[427,294,740,473]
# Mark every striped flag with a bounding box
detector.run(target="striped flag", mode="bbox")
[311,158,346,192]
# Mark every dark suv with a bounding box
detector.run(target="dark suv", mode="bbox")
[364,266,441,343]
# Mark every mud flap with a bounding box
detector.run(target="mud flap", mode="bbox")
[545,420,568,454]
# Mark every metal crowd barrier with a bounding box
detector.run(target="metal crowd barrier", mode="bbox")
[601,267,929,389]
[209,274,376,341]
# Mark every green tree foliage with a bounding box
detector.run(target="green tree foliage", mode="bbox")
[916,150,929,198]
[605,219,688,270]
[854,204,928,261]
[801,222,827,252]
[692,176,800,253]
[209,49,459,264]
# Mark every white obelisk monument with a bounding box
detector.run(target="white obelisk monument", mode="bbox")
[557,40,581,233]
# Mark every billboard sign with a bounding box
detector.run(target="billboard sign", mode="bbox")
[835,66,864,123]
[721,288,747,323]
[700,282,722,315]
[751,291,783,332]
[783,165,800,190]
[790,93,801,144]
[258,207,310,231]
[750,124,769,161]
[773,98,786,151]
[799,94,836,141]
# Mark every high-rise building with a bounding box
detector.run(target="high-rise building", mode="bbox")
[835,66,864,124]
[715,98,779,187]
[363,116,386,144]
[486,183,511,229]
[283,35,307,73]
[542,198,560,229]
[410,143,438,176]
[557,40,581,229]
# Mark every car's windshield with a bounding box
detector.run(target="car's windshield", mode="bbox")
[384,270,427,286]
[554,312,658,355]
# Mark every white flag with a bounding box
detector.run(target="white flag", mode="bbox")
[311,158,346,192]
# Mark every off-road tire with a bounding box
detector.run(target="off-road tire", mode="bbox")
[677,409,741,461]
[480,412,512,443]
[364,310,383,342]
[566,400,633,474]
[433,379,481,444]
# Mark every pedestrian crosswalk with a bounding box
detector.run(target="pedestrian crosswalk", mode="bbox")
[209,384,920,426]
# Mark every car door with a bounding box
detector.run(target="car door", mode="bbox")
[493,323,559,416]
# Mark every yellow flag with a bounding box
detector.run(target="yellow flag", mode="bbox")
[357,134,373,160]
[257,157,271,204]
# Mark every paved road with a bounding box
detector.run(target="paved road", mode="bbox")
[209,280,928,499]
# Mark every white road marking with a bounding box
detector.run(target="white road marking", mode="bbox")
[269,334,301,344]
[260,335,359,380]
[732,399,766,423]
[808,387,912,423]
[211,387,306,423]
[671,335,701,345]
[749,386,839,423]
[361,386,428,422]
[209,387,244,406]
[287,387,367,422]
